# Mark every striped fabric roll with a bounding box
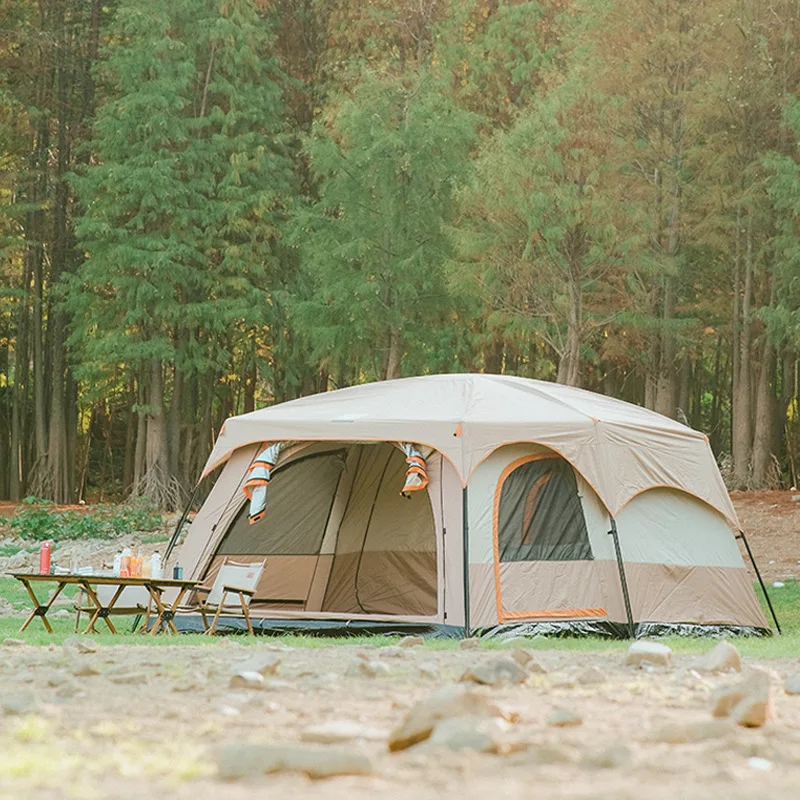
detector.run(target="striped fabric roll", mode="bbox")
[401,443,429,494]
[243,442,283,524]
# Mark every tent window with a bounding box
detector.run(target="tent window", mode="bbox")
[218,450,346,556]
[497,458,592,562]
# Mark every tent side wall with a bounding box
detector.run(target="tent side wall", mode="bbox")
[466,444,768,632]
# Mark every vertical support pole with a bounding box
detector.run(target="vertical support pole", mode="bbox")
[462,486,470,638]
[737,531,781,634]
[165,481,200,563]
[608,517,635,639]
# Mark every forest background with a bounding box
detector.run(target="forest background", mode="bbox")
[1,0,800,510]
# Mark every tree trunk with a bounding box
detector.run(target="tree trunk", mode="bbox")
[133,369,146,495]
[752,337,776,487]
[141,359,175,508]
[10,251,32,501]
[561,259,582,387]
[732,212,754,488]
[654,276,677,418]
[383,329,403,380]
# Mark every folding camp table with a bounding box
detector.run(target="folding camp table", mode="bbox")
[10,573,199,635]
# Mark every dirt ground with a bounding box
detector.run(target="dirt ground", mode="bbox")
[732,492,800,584]
[0,640,797,800]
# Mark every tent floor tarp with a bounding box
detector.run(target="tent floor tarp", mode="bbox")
[164,614,770,639]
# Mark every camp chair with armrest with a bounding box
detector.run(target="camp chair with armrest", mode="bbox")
[194,558,265,636]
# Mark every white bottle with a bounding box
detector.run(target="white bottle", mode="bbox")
[113,552,122,577]
[150,552,162,580]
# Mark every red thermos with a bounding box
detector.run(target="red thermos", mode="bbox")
[39,541,52,575]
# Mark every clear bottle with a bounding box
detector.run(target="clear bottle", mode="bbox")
[150,552,162,580]
[120,547,132,578]
[113,552,122,577]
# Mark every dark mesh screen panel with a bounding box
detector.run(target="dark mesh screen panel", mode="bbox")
[497,458,592,562]
[218,451,346,556]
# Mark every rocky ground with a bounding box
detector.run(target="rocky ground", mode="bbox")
[0,636,798,800]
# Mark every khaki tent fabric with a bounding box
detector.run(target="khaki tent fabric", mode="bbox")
[201,374,738,527]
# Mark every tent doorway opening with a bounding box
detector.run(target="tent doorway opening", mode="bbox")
[202,442,439,618]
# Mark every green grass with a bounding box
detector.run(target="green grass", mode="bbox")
[0,575,796,656]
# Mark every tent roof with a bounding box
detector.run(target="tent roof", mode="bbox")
[202,374,738,527]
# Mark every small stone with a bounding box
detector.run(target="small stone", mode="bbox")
[346,659,390,678]
[460,657,529,687]
[71,662,101,678]
[651,719,734,744]
[63,636,97,655]
[2,638,27,648]
[301,721,389,744]
[218,743,374,780]
[576,667,605,686]
[1,691,37,715]
[711,668,776,728]
[389,685,515,752]
[418,662,440,680]
[229,671,265,690]
[697,641,742,674]
[108,672,148,686]
[428,716,507,752]
[232,653,281,677]
[784,675,800,695]
[398,635,424,648]
[460,638,480,650]
[525,743,580,765]
[583,744,632,770]
[625,641,672,668]
[748,757,773,771]
[53,609,71,619]
[548,707,583,727]
[378,646,406,659]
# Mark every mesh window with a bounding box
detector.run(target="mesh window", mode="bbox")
[497,458,592,562]
[218,450,346,556]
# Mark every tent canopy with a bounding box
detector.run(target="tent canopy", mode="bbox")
[202,374,738,527]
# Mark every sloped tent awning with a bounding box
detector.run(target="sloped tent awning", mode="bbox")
[201,374,738,529]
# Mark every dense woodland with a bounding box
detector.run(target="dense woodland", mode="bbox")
[1,0,800,508]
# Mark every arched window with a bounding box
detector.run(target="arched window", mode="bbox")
[497,458,593,562]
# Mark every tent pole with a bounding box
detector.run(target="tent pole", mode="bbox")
[608,517,635,639]
[462,486,470,638]
[737,531,781,634]
[164,481,200,564]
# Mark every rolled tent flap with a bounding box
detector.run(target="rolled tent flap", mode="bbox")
[401,443,429,494]
[243,442,284,524]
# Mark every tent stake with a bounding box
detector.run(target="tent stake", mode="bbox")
[737,531,781,634]
[608,517,635,639]
[462,486,470,638]
[165,481,200,564]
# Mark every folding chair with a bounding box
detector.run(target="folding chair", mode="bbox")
[194,558,265,635]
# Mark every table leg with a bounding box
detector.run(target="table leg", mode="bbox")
[148,584,189,635]
[80,582,119,635]
[19,580,67,633]
[143,585,167,634]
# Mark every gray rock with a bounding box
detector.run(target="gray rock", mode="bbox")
[218,743,374,780]
[5,552,32,571]
[418,662,440,680]
[460,638,480,650]
[697,641,742,674]
[71,662,101,678]
[711,668,775,728]
[2,638,27,648]
[460,657,529,687]
[389,685,516,752]
[548,707,583,727]
[525,743,580,765]
[625,641,672,668]
[378,646,406,659]
[346,659,390,678]
[229,671,265,690]
[0,598,15,616]
[1,691,37,715]
[651,719,734,744]
[398,635,425,648]
[62,636,97,655]
[232,653,281,677]
[53,609,71,619]
[576,667,606,686]
[428,716,506,753]
[301,721,389,744]
[784,675,800,695]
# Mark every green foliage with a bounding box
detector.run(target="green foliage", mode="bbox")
[2,503,163,542]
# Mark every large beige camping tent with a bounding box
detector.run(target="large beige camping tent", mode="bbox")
[172,374,770,637]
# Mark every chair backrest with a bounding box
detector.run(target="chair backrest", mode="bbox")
[207,559,265,607]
